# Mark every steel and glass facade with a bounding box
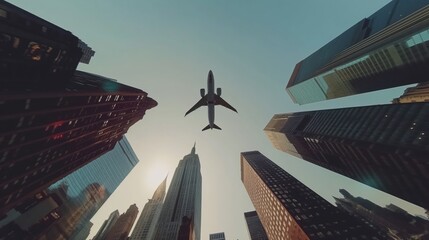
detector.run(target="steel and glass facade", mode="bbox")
[265,102,429,209]
[287,0,429,104]
[0,137,139,239]
[241,151,386,240]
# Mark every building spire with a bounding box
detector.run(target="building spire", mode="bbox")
[191,142,196,155]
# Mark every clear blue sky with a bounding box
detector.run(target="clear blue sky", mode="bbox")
[10,0,426,239]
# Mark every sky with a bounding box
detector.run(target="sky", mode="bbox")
[9,0,428,239]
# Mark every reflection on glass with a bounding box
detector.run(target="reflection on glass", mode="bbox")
[288,26,429,104]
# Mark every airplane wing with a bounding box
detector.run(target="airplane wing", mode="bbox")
[215,95,238,113]
[185,96,208,116]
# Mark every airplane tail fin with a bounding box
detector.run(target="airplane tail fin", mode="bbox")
[202,124,222,131]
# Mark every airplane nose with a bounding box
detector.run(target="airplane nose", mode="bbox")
[208,70,213,78]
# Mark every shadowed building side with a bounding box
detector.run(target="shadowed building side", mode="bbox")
[92,210,120,240]
[0,71,157,214]
[264,102,429,209]
[244,211,268,240]
[241,151,388,240]
[104,204,139,240]
[0,137,140,240]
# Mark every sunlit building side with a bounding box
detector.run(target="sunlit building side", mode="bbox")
[241,151,387,240]
[264,102,429,209]
[286,0,429,104]
[392,82,429,103]
[130,177,167,240]
[154,144,202,240]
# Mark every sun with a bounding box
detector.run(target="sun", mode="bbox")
[143,162,168,191]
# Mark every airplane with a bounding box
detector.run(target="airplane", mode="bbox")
[185,70,237,131]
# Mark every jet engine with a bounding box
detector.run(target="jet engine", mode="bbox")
[200,88,205,97]
[216,88,222,96]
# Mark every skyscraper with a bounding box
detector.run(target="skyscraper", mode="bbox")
[244,211,268,240]
[264,102,429,209]
[0,1,156,214]
[241,151,386,240]
[0,137,140,240]
[209,232,226,240]
[104,204,139,240]
[130,177,167,240]
[92,210,120,240]
[0,70,157,214]
[286,0,429,104]
[0,1,90,83]
[154,144,202,240]
[334,189,429,239]
[392,82,429,103]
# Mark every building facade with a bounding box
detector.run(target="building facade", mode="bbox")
[209,232,225,240]
[264,102,429,209]
[130,177,167,240]
[335,189,429,239]
[0,1,85,84]
[286,0,429,104]
[92,210,120,240]
[0,70,157,214]
[104,204,139,240]
[241,151,387,240]
[0,137,140,240]
[392,82,429,103]
[154,144,202,240]
[244,211,268,240]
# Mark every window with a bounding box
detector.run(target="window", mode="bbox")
[0,8,7,18]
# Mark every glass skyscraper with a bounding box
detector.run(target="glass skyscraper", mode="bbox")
[154,144,202,240]
[286,0,429,104]
[264,102,429,210]
[0,136,139,240]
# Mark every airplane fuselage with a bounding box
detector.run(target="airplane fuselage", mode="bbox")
[184,70,236,131]
[207,70,215,129]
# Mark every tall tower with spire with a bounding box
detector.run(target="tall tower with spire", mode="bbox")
[130,177,167,240]
[153,144,202,240]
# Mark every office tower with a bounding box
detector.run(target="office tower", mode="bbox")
[209,232,226,240]
[77,39,95,64]
[0,1,86,83]
[154,144,202,240]
[72,221,93,240]
[130,177,167,240]
[0,137,140,240]
[241,151,387,240]
[264,103,429,209]
[0,70,157,214]
[104,204,139,240]
[244,211,268,240]
[286,0,429,105]
[392,82,429,103]
[93,210,120,240]
[335,189,429,239]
